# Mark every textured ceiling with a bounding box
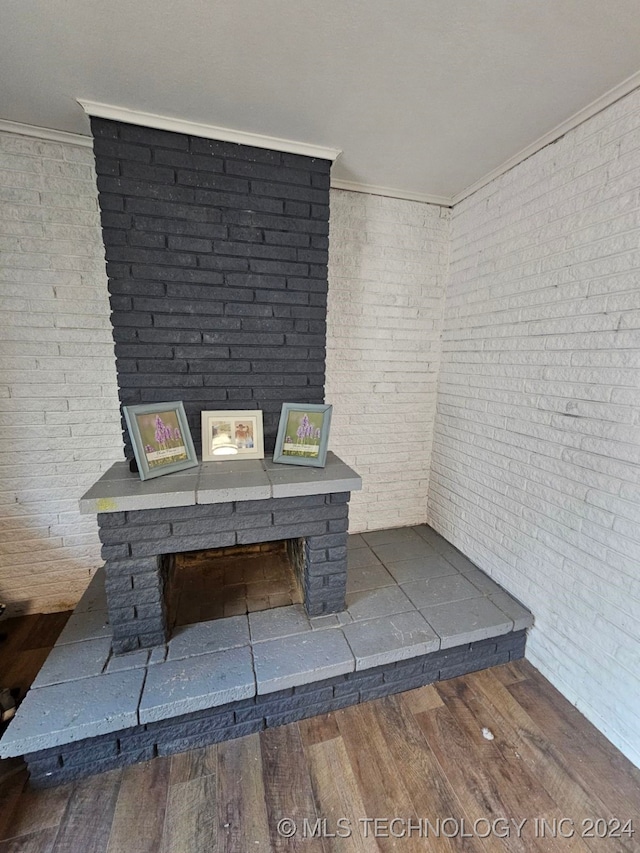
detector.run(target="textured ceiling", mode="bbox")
[2,0,640,199]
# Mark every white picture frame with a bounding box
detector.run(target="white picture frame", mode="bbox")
[200,410,265,461]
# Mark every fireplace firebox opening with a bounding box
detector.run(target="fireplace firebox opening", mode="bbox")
[164,539,305,634]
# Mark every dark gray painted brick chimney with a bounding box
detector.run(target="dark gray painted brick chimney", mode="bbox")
[90,118,331,455]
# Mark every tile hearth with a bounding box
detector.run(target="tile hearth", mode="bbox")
[0,523,532,775]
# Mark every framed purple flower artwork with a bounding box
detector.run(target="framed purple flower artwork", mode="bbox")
[123,401,198,480]
[273,403,332,467]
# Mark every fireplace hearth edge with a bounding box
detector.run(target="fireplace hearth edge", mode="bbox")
[0,519,533,785]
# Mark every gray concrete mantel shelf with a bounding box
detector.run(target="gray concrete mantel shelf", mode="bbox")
[80,452,362,514]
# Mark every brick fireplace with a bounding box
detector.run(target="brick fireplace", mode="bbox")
[95,481,356,655]
[88,117,350,652]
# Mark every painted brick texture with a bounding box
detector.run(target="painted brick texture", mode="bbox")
[91,118,330,453]
[0,130,123,615]
[326,191,450,532]
[428,88,640,766]
[98,494,350,653]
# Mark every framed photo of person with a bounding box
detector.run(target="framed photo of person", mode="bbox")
[123,401,198,480]
[273,403,332,467]
[201,410,265,461]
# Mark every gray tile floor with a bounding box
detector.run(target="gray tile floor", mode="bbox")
[0,524,533,757]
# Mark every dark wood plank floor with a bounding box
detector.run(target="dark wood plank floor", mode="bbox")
[1,613,639,852]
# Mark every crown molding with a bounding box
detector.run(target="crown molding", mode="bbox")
[5,69,640,209]
[451,68,640,206]
[77,100,342,162]
[0,118,92,147]
[331,178,451,207]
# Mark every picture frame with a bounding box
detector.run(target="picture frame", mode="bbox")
[123,401,198,481]
[201,409,265,461]
[273,403,332,467]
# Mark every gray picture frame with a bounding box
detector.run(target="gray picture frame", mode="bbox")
[123,401,198,481]
[273,402,333,467]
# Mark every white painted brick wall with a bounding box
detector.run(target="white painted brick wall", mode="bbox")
[326,190,450,532]
[428,88,640,767]
[0,130,122,615]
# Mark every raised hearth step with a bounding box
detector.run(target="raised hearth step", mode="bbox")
[0,524,533,786]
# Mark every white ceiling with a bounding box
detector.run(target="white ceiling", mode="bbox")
[2,0,640,202]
